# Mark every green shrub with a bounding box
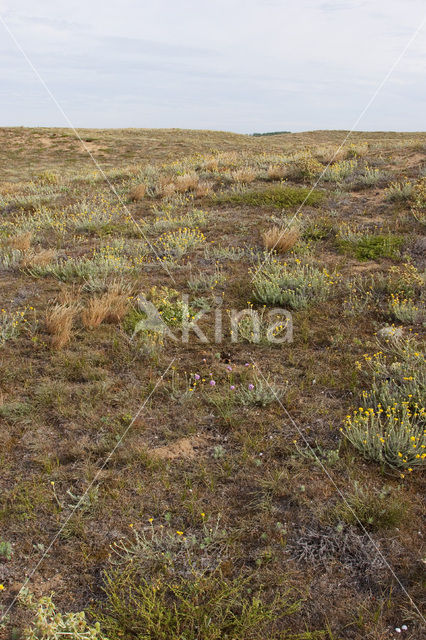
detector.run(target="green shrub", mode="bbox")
[385,180,414,203]
[27,247,133,281]
[302,218,334,241]
[0,308,28,346]
[343,338,425,472]
[0,539,12,560]
[341,402,425,472]
[235,373,287,407]
[321,160,357,183]
[214,186,324,209]
[330,482,407,530]
[66,198,132,235]
[342,277,374,316]
[93,567,322,640]
[288,153,323,181]
[388,294,424,324]
[0,247,24,270]
[156,228,206,259]
[34,170,60,185]
[338,233,403,261]
[251,260,335,309]
[18,589,107,640]
[124,287,192,354]
[204,245,246,261]
[188,265,225,292]
[149,208,207,233]
[231,304,291,344]
[411,177,426,223]
[357,338,425,410]
[351,165,388,188]
[387,262,424,298]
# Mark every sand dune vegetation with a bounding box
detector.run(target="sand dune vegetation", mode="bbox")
[0,128,425,639]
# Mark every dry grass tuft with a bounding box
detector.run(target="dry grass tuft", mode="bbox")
[231,168,256,184]
[82,297,109,329]
[103,282,130,323]
[315,145,347,164]
[267,165,287,181]
[174,172,199,193]
[45,302,80,349]
[159,182,177,198]
[129,184,147,201]
[0,181,23,196]
[7,231,32,251]
[21,248,56,268]
[82,284,130,329]
[204,157,219,171]
[195,182,210,197]
[262,226,300,253]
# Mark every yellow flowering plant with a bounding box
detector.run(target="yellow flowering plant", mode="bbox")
[358,338,425,410]
[342,402,425,471]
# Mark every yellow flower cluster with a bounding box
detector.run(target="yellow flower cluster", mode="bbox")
[343,402,426,470]
[389,293,422,324]
[156,227,206,259]
[1,307,29,346]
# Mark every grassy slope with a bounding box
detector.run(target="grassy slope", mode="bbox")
[1,127,425,181]
[0,128,425,639]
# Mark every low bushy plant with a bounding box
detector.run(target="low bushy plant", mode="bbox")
[388,293,424,324]
[338,232,403,261]
[18,589,107,640]
[252,259,335,309]
[341,402,425,472]
[357,338,425,409]
[215,185,324,208]
[330,482,407,530]
[156,227,206,259]
[93,567,315,640]
[0,308,28,346]
[385,180,414,203]
[0,539,12,560]
[235,372,287,407]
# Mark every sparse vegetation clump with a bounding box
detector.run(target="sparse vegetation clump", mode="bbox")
[95,567,316,640]
[215,185,324,208]
[0,540,12,561]
[262,226,300,254]
[321,159,357,183]
[329,482,407,530]
[156,227,206,259]
[18,590,107,640]
[337,226,403,260]
[388,293,424,324]
[342,338,425,472]
[252,258,335,309]
[45,301,80,349]
[385,179,414,203]
[342,402,425,471]
[288,152,323,181]
[0,308,28,346]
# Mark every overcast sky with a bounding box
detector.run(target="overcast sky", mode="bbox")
[0,0,424,132]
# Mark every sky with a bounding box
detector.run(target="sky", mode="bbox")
[0,0,425,133]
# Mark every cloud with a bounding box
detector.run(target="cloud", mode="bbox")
[0,0,424,131]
